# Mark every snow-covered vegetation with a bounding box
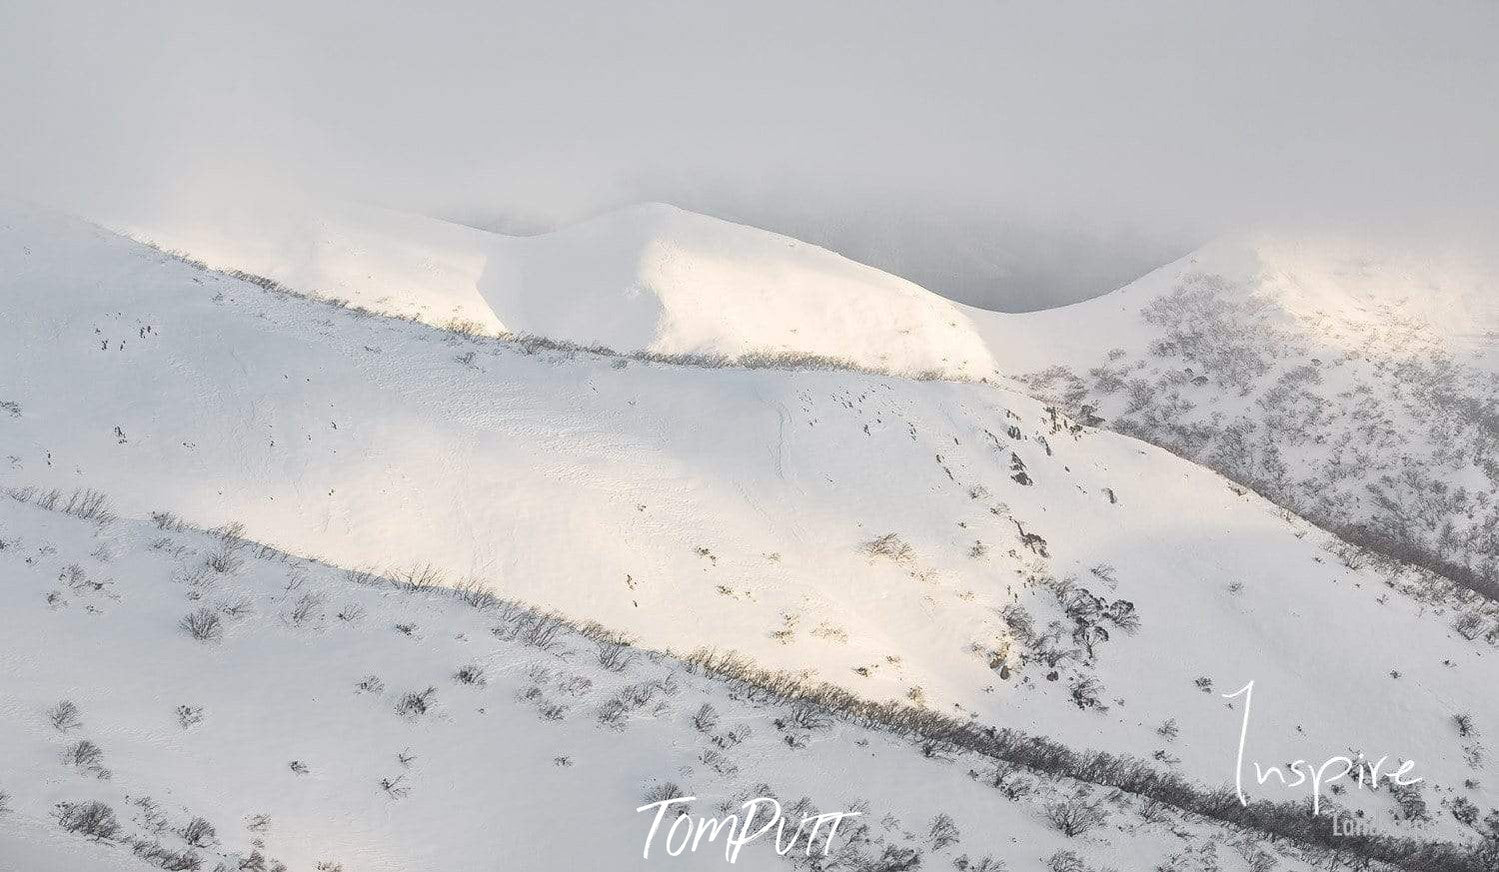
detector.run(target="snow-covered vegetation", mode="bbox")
[984,234,1499,604]
[15,487,1485,871]
[3,200,1498,871]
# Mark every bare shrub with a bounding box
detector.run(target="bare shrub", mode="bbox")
[692,703,720,733]
[497,613,567,650]
[1044,796,1107,836]
[1088,563,1118,588]
[61,563,107,594]
[1000,603,1036,642]
[1451,796,1480,826]
[130,795,168,836]
[62,739,105,770]
[1388,779,1429,822]
[286,593,324,627]
[180,608,223,642]
[177,705,205,728]
[204,540,243,575]
[346,566,383,586]
[48,700,82,732]
[698,748,737,776]
[929,812,961,850]
[455,577,500,609]
[641,781,690,815]
[4,484,36,504]
[454,665,488,686]
[593,704,623,731]
[920,733,959,760]
[597,677,675,729]
[151,510,185,530]
[443,317,486,337]
[863,532,914,562]
[597,639,635,672]
[180,815,217,848]
[55,800,120,840]
[62,489,117,524]
[398,563,446,592]
[978,761,1036,801]
[396,687,437,717]
[132,840,203,871]
[1455,611,1488,641]
[784,702,833,732]
[212,520,245,545]
[11,487,115,523]
[376,774,410,799]
[1138,795,1172,824]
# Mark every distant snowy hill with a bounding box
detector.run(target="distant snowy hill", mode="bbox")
[107,196,997,380]
[975,233,1499,600]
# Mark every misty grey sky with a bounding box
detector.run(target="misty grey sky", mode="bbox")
[3,1,1496,310]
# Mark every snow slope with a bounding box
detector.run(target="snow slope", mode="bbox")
[107,194,997,380]
[973,232,1499,599]
[2,202,1497,868]
[124,192,1499,600]
[0,498,1372,872]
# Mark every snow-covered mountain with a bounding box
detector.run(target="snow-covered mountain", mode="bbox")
[978,233,1499,602]
[2,199,1497,871]
[108,195,1499,601]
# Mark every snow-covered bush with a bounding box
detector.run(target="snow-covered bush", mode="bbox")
[1044,796,1108,837]
[54,800,120,840]
[179,608,223,642]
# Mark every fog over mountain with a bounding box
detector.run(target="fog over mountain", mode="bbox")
[3,0,1495,309]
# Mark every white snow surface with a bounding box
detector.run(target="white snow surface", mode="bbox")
[972,231,1499,371]
[0,498,1365,872]
[974,230,1499,595]
[107,194,997,380]
[2,200,1497,870]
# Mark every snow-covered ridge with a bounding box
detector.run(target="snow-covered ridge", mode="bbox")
[107,196,998,380]
[973,232,1499,372]
[975,231,1499,600]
